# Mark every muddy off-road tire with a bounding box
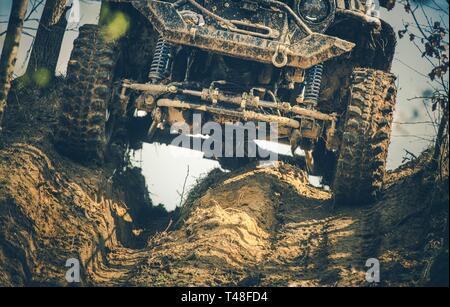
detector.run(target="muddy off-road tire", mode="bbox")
[55,25,118,162]
[333,68,397,205]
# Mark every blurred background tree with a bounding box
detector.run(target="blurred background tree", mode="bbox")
[26,0,68,82]
[0,0,29,139]
[398,0,449,175]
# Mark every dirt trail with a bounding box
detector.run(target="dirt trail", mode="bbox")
[123,159,447,287]
[0,84,448,286]
[0,142,447,287]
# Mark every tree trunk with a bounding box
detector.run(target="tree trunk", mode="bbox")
[433,107,449,178]
[26,0,68,77]
[0,0,29,134]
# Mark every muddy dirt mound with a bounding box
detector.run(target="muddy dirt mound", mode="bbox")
[0,142,173,286]
[125,159,447,287]
[0,144,118,285]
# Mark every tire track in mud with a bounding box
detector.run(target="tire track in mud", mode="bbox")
[254,167,375,287]
[263,211,369,287]
[255,172,337,286]
[359,208,382,269]
[314,219,336,285]
[317,214,369,286]
[87,246,149,286]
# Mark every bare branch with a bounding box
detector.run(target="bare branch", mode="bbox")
[178,166,190,208]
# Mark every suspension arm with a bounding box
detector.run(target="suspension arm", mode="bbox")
[156,98,301,129]
[121,81,337,123]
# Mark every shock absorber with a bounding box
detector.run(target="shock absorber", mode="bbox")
[148,36,174,83]
[303,63,324,108]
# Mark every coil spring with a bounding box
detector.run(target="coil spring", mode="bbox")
[149,37,174,83]
[304,63,324,107]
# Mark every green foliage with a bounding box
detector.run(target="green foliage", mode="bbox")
[32,68,51,88]
[99,4,130,42]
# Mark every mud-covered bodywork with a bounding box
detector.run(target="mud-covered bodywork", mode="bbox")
[133,0,354,69]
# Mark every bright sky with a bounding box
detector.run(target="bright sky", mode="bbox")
[1,0,448,210]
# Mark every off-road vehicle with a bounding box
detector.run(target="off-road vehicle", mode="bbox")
[55,0,398,204]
